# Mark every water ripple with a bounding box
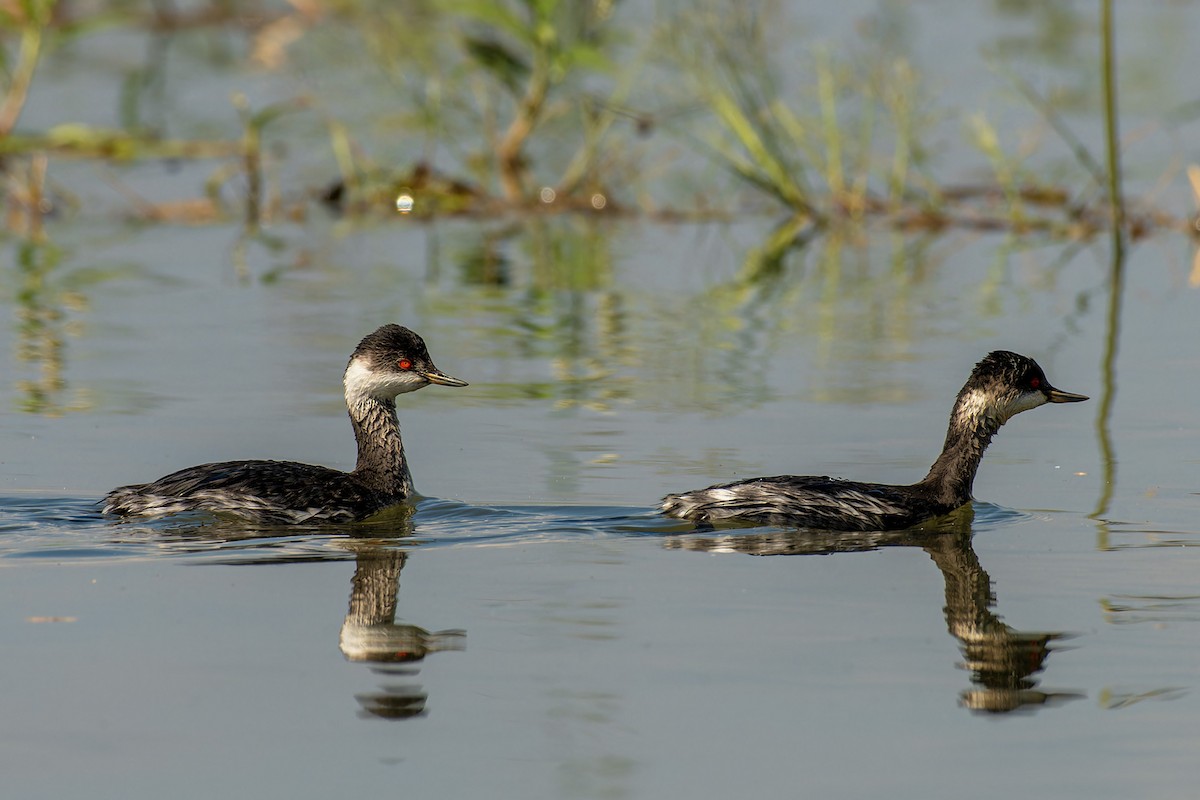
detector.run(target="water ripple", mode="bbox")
[0,494,1031,566]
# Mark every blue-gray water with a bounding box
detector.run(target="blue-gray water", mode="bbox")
[4,3,1200,799]
[5,217,1199,800]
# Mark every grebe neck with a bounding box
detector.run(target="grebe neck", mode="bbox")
[913,390,1003,508]
[348,394,413,497]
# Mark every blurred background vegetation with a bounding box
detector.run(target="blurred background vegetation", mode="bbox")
[1,0,1183,244]
[3,0,1196,424]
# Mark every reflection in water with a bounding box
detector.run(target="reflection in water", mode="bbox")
[430,218,638,413]
[1097,686,1186,710]
[1101,592,1200,625]
[428,217,972,417]
[1090,205,1126,531]
[92,499,1085,717]
[339,544,465,720]
[664,509,1083,714]
[923,532,1080,714]
[11,237,92,416]
[102,511,467,721]
[1092,0,1126,528]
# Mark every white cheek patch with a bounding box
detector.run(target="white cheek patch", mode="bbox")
[343,358,428,401]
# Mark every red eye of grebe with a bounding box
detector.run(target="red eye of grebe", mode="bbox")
[398,359,412,370]
[1029,376,1041,389]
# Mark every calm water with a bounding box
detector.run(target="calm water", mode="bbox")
[4,3,1200,799]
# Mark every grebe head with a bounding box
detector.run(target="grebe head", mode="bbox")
[954,350,1087,428]
[344,324,468,402]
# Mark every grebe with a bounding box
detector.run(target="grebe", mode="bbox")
[102,325,467,523]
[661,351,1087,531]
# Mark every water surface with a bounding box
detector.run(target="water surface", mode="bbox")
[4,3,1200,799]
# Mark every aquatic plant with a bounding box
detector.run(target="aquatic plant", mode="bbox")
[0,0,52,140]
[0,0,1186,247]
[665,5,935,224]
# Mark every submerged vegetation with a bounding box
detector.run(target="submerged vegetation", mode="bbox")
[0,0,1188,243]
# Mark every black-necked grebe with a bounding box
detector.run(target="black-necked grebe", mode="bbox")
[661,351,1087,531]
[102,324,467,523]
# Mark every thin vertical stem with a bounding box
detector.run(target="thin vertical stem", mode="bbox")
[243,123,261,232]
[0,14,47,138]
[816,48,844,198]
[1092,0,1124,523]
[1091,242,1124,522]
[1101,0,1124,245]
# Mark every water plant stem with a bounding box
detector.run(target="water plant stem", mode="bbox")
[0,6,49,137]
[496,52,550,202]
[1101,0,1124,245]
[1093,0,1124,521]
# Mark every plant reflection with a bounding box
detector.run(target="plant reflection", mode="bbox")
[439,217,636,411]
[663,510,1083,714]
[412,208,1090,429]
[1089,192,1126,531]
[11,236,93,416]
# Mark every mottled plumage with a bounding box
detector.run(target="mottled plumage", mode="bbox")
[103,325,467,523]
[661,351,1087,531]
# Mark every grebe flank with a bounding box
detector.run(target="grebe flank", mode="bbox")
[660,351,1087,531]
[102,324,467,523]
